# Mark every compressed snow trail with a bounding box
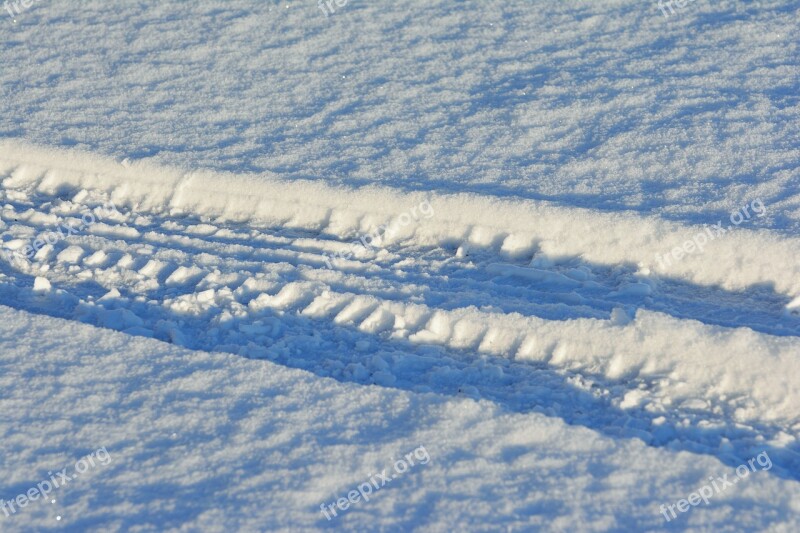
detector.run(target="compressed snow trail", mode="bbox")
[1,142,800,484]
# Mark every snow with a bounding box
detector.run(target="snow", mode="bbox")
[2,1,799,228]
[1,143,799,530]
[1,0,799,530]
[3,141,800,296]
[1,305,799,531]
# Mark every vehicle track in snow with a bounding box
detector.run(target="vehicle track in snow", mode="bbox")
[1,147,799,481]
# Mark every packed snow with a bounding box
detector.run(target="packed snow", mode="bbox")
[1,0,799,531]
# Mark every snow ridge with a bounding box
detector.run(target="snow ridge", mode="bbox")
[2,140,799,297]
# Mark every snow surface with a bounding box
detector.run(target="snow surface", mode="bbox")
[1,136,799,532]
[1,0,800,531]
[2,0,799,231]
[1,306,800,532]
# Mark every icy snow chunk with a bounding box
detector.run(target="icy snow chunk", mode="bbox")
[83,250,108,267]
[116,254,136,269]
[185,224,219,236]
[139,259,168,278]
[358,307,395,334]
[34,244,55,261]
[57,245,85,264]
[165,265,205,287]
[250,282,320,312]
[71,189,89,203]
[4,165,40,188]
[301,291,351,318]
[334,296,379,326]
[409,311,452,344]
[235,277,278,299]
[515,334,540,360]
[396,304,433,332]
[23,210,59,226]
[99,288,122,301]
[33,276,51,292]
[89,222,139,239]
[619,390,647,409]
[3,238,27,251]
[785,295,800,317]
[196,289,216,304]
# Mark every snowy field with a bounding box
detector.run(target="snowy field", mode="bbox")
[1,0,799,531]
